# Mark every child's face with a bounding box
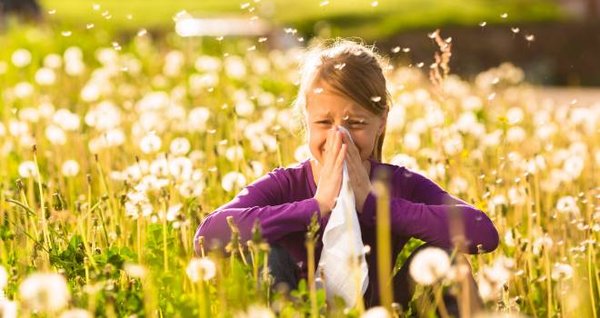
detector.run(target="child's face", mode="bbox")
[305,81,386,164]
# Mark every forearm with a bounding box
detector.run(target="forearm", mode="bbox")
[194,198,322,254]
[359,193,499,254]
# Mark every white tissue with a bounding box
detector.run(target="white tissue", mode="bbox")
[316,126,369,307]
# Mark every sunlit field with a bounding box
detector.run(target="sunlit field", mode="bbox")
[0,16,599,318]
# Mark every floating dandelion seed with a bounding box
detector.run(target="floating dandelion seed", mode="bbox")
[402,47,410,52]
[86,23,95,29]
[126,14,133,20]
[92,3,100,10]
[525,34,535,42]
[320,0,330,6]
[391,46,401,53]
[241,2,251,9]
[416,62,424,68]
[479,21,487,27]
[48,9,56,15]
[137,28,147,36]
[247,45,256,51]
[216,36,224,41]
[258,37,268,42]
[501,12,508,19]
[427,30,438,39]
[371,96,382,102]
[334,63,346,70]
[61,31,72,37]
[488,92,496,100]
[313,87,324,94]
[297,37,304,42]
[511,27,520,33]
[371,1,379,7]
[342,114,350,120]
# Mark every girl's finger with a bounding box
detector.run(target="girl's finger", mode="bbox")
[335,143,347,168]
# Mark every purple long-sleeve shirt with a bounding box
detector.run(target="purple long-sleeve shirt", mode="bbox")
[194,159,498,296]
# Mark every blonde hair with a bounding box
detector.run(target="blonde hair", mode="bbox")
[292,38,391,161]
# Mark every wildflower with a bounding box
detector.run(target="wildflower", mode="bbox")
[532,234,553,255]
[34,68,56,86]
[61,160,80,177]
[170,137,191,155]
[361,306,390,318]
[11,49,32,68]
[235,305,275,318]
[225,145,245,162]
[235,99,255,117]
[409,247,450,285]
[0,299,17,318]
[562,155,584,180]
[187,107,211,132]
[0,265,7,290]
[18,161,38,178]
[165,204,183,221]
[186,258,216,282]
[53,109,81,131]
[140,133,162,154]
[14,82,34,99]
[19,272,70,313]
[294,144,311,162]
[224,55,247,79]
[221,172,247,192]
[556,196,580,216]
[60,308,93,318]
[45,125,67,145]
[124,263,147,279]
[551,263,574,281]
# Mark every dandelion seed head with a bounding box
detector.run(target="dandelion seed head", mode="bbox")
[11,49,32,68]
[19,272,70,313]
[409,247,450,285]
[140,133,162,154]
[186,258,216,282]
[221,171,247,192]
[18,161,38,178]
[361,306,390,318]
[61,160,80,177]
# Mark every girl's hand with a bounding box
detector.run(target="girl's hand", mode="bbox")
[314,128,347,216]
[340,132,372,213]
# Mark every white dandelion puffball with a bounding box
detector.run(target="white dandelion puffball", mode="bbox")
[409,247,451,285]
[556,196,580,216]
[0,299,18,318]
[170,137,191,155]
[186,258,216,282]
[18,161,38,178]
[221,171,246,192]
[12,49,32,67]
[551,263,574,281]
[361,306,390,318]
[60,308,93,318]
[140,133,162,154]
[19,272,70,313]
[124,263,147,279]
[34,68,56,86]
[61,160,80,177]
[0,265,7,289]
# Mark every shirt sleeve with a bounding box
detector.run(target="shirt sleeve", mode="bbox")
[193,169,322,255]
[359,167,499,254]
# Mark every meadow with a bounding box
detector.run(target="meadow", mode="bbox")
[0,11,599,318]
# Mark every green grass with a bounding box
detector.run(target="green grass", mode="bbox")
[40,0,564,39]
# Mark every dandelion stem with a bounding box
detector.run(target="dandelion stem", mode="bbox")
[374,174,393,311]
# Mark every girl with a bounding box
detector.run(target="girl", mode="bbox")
[194,39,499,311]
